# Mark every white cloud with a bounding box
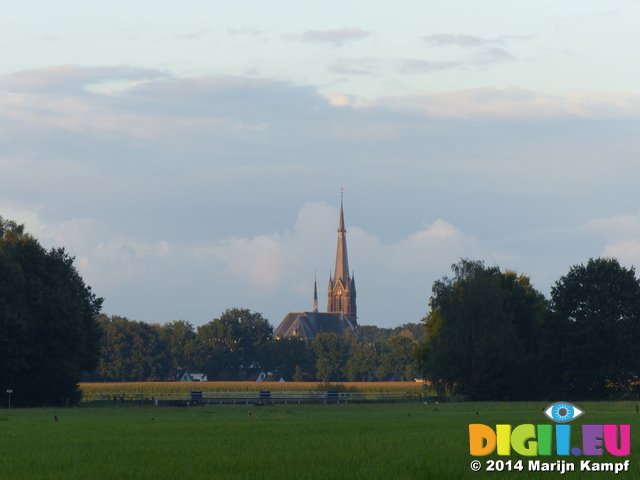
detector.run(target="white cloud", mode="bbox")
[0,65,167,94]
[421,34,531,48]
[208,206,485,293]
[3,65,640,326]
[293,28,371,46]
[383,87,640,118]
[327,57,379,75]
[474,47,514,65]
[227,28,264,36]
[395,59,459,74]
[587,214,640,240]
[422,34,489,47]
[586,214,640,267]
[602,241,640,267]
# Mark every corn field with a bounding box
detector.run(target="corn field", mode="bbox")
[80,381,426,402]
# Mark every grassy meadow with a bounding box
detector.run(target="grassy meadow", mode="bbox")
[0,401,638,479]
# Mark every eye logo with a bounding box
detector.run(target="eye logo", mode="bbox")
[544,402,584,423]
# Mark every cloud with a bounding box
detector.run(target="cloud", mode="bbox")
[327,57,379,75]
[417,34,524,69]
[0,65,167,94]
[0,66,326,144]
[383,87,640,118]
[203,208,490,324]
[3,65,640,325]
[395,59,459,74]
[209,204,485,291]
[204,202,336,295]
[292,28,371,46]
[474,47,515,65]
[422,34,531,47]
[422,34,490,47]
[586,214,640,267]
[351,219,486,276]
[325,93,371,108]
[227,28,264,36]
[174,29,210,40]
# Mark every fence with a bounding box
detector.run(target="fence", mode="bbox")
[82,390,424,405]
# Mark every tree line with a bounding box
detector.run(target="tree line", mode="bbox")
[4,213,640,406]
[417,258,640,401]
[90,309,421,383]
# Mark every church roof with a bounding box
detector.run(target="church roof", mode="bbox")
[333,196,350,287]
[274,311,360,342]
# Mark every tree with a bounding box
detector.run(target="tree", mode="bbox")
[377,335,416,381]
[419,259,546,400]
[158,319,198,371]
[98,316,172,381]
[358,323,426,344]
[195,308,272,380]
[345,343,378,382]
[257,337,311,380]
[310,333,350,382]
[543,258,640,399]
[0,217,103,406]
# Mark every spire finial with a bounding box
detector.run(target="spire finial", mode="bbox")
[312,270,319,312]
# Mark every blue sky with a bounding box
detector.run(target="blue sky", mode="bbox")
[1,1,640,328]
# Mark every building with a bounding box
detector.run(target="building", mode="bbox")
[175,370,208,382]
[274,196,360,342]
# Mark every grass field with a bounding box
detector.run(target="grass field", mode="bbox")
[0,401,638,479]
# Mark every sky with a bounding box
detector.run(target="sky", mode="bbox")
[2,0,640,329]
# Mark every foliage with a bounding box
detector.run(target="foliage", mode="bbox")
[195,308,273,380]
[310,333,350,382]
[158,319,198,371]
[0,216,103,407]
[344,343,378,381]
[377,335,416,381]
[98,316,172,381]
[257,337,312,380]
[419,259,547,400]
[543,258,640,399]
[358,323,426,343]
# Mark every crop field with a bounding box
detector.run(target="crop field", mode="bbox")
[79,381,424,399]
[0,401,638,479]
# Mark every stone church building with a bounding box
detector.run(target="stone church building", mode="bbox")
[274,197,360,341]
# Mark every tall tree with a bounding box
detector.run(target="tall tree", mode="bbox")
[0,217,103,406]
[196,308,272,380]
[543,258,640,399]
[419,259,546,400]
[345,343,378,382]
[377,335,416,381]
[310,333,350,382]
[158,319,198,371]
[98,316,172,381]
[358,323,426,344]
[257,337,311,380]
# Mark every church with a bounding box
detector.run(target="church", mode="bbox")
[274,196,360,341]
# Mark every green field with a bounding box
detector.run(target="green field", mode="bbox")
[0,402,638,479]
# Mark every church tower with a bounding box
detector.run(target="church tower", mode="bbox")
[327,194,357,323]
[312,274,319,313]
[273,193,360,342]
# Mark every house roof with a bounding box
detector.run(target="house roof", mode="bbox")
[274,311,360,341]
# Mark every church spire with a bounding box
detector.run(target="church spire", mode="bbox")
[333,189,349,287]
[327,190,356,322]
[312,273,318,312]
